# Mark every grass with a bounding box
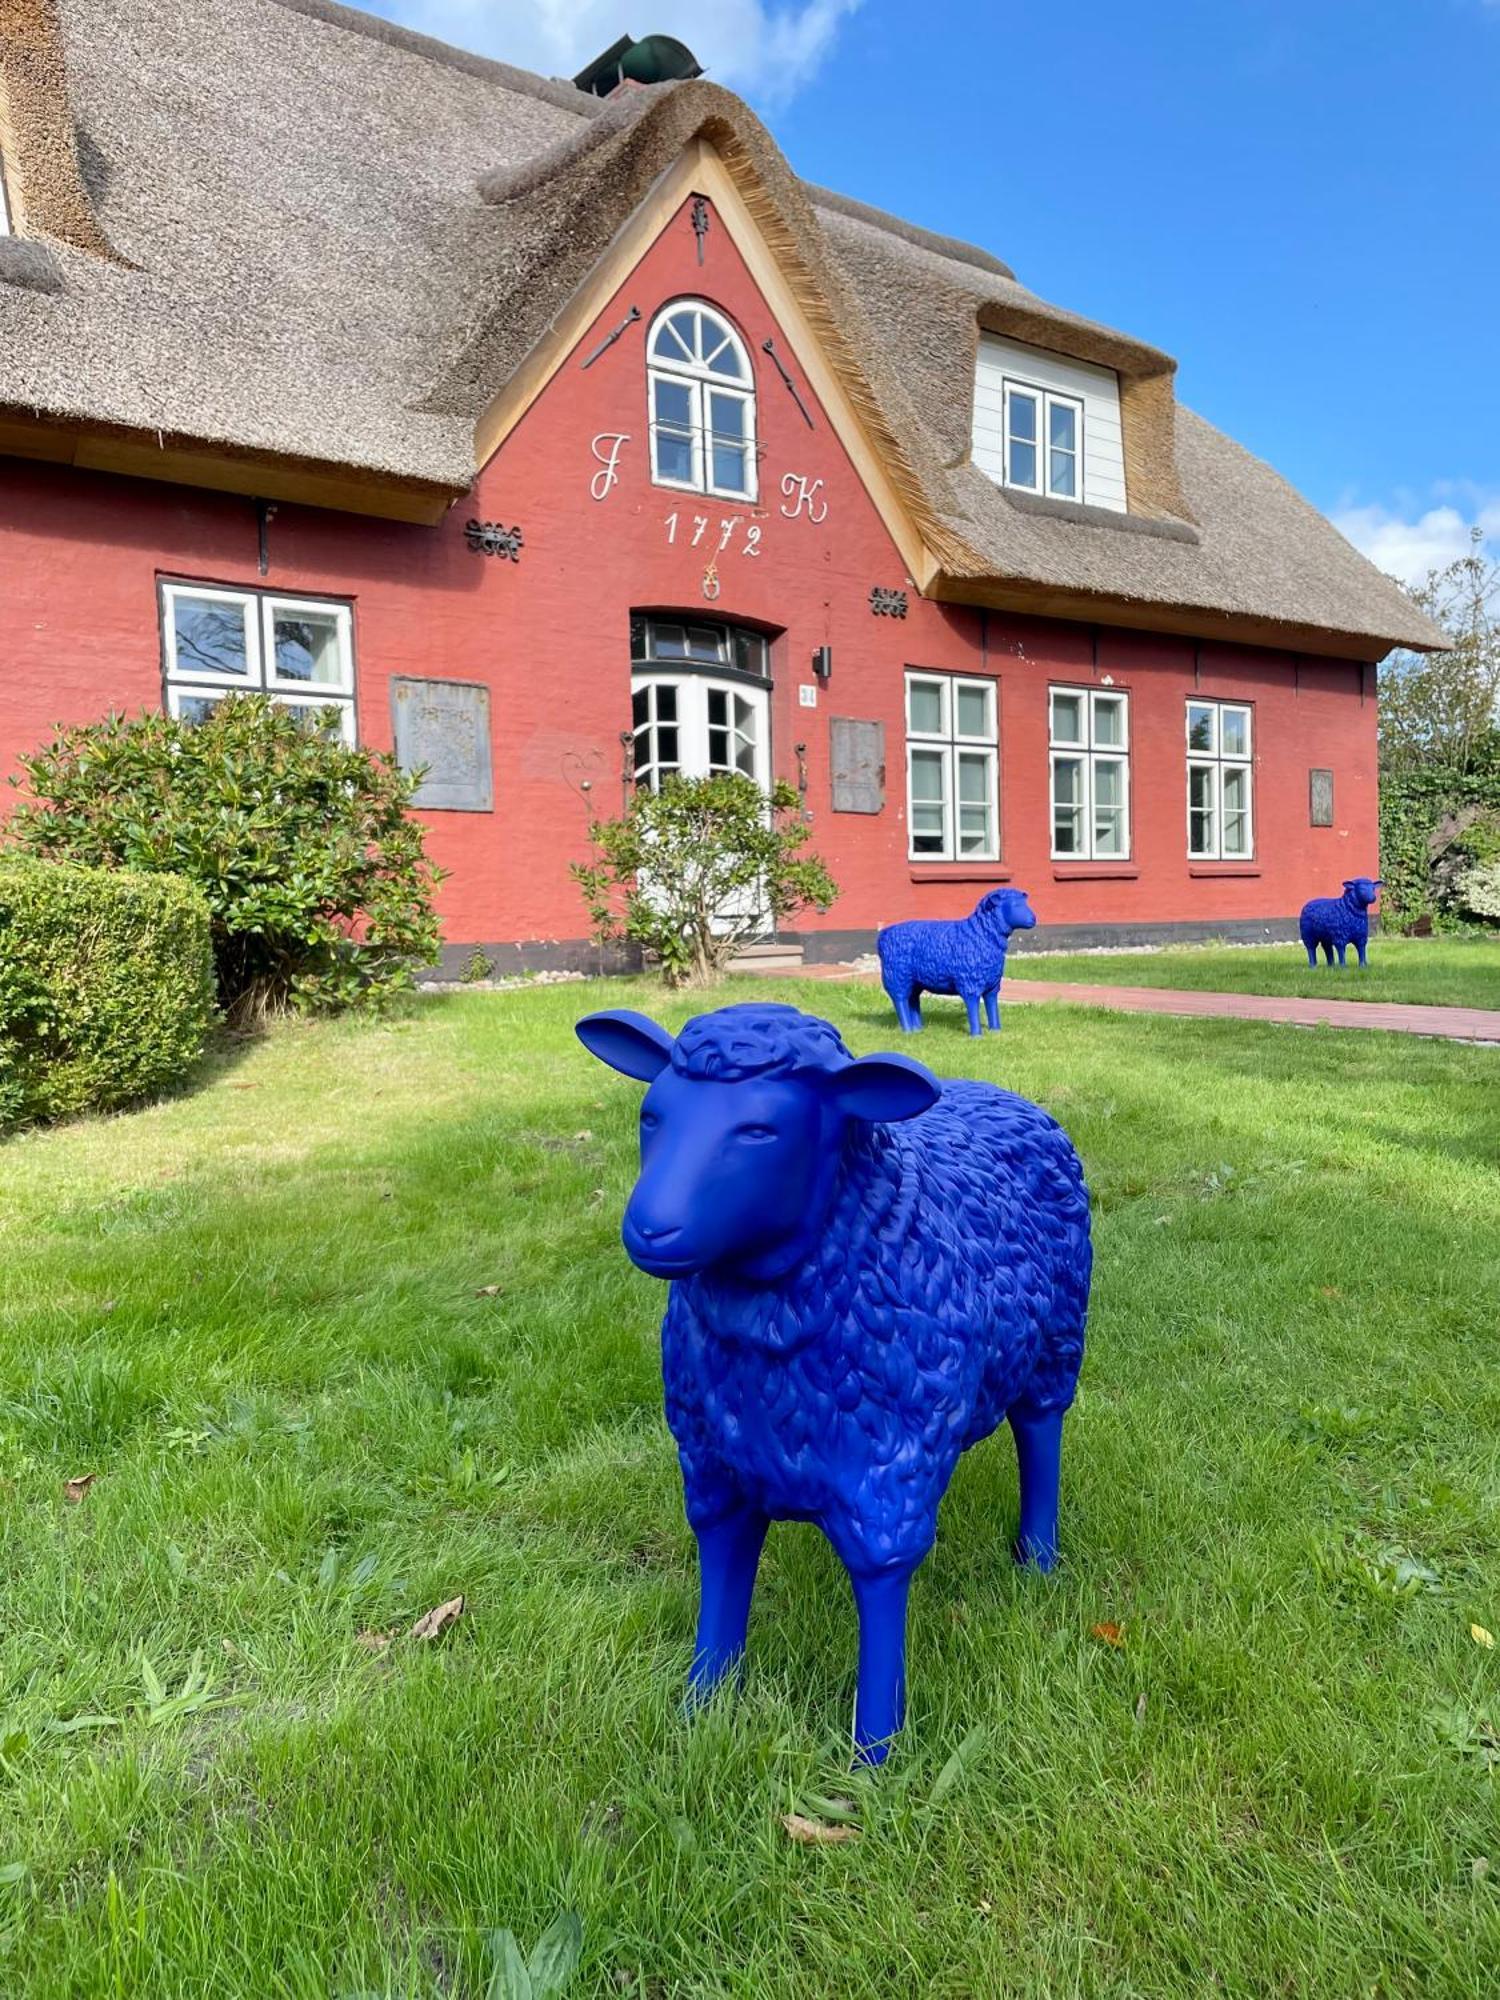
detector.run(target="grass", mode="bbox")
[1007,933,1500,1011]
[2,979,1498,1997]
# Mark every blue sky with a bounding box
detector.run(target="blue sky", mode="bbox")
[372,0,1500,584]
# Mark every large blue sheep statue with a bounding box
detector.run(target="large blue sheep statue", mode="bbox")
[1299,876,1382,968]
[877,887,1037,1035]
[576,1000,1092,1764]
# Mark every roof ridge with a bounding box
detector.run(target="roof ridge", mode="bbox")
[807,184,1014,282]
[264,0,601,117]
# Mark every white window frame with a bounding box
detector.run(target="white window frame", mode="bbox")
[1049,686,1131,860]
[160,581,356,743]
[646,301,757,502]
[904,671,1000,862]
[1185,699,1254,860]
[1004,381,1084,502]
[630,674,769,792]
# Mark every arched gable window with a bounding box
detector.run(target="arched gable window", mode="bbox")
[646,301,757,501]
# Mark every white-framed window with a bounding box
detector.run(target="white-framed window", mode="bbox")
[160,581,355,742]
[646,301,757,501]
[905,671,1000,860]
[1004,381,1083,501]
[630,615,770,793]
[1050,686,1130,859]
[1186,699,1254,859]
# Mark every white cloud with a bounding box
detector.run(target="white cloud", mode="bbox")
[1332,493,1500,587]
[368,0,863,110]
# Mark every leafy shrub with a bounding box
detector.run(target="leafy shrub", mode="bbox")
[1379,754,1500,932]
[8,698,442,1020]
[1457,861,1500,921]
[0,857,215,1131]
[573,774,837,986]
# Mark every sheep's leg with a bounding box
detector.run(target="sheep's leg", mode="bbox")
[906,988,923,1031]
[688,1505,769,1696]
[1303,939,1318,968]
[882,979,911,1031]
[1335,942,1347,968]
[1009,1405,1064,1572]
[962,992,983,1037]
[1356,938,1368,968]
[849,1565,915,1766]
[983,985,1001,1032]
[1321,941,1334,966]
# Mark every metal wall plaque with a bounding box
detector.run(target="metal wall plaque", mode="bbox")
[830,717,885,814]
[1309,767,1334,827]
[391,677,493,812]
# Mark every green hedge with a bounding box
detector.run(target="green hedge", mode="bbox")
[1379,755,1500,933]
[0,858,217,1132]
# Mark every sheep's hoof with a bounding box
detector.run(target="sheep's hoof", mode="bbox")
[1012,1536,1058,1572]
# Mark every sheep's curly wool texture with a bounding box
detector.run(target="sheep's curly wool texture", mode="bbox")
[877,889,1032,1017]
[661,1024,1091,1579]
[1299,879,1378,960]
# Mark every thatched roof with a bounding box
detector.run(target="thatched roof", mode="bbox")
[0,0,1442,654]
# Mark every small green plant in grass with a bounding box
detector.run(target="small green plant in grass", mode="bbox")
[8,697,443,1022]
[572,774,836,986]
[485,1910,583,1999]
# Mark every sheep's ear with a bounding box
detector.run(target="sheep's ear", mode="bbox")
[820,1053,941,1124]
[575,1010,676,1082]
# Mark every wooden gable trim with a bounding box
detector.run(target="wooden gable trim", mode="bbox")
[471,138,943,591]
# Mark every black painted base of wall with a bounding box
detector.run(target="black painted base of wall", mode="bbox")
[421,917,1315,981]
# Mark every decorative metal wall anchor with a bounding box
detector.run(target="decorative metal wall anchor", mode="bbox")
[702,559,721,601]
[581,305,642,370]
[691,196,710,264]
[464,520,524,562]
[762,338,814,429]
[869,586,908,618]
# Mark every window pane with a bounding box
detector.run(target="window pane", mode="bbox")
[655,430,693,484]
[1221,707,1251,758]
[632,688,649,728]
[909,748,946,803]
[1008,391,1037,442]
[175,692,224,727]
[1052,756,1084,853]
[656,727,678,764]
[1050,692,1084,745]
[957,751,991,804]
[705,331,745,378]
[1048,447,1076,498]
[656,684,677,721]
[1093,695,1126,748]
[709,728,729,769]
[1048,402,1078,498]
[1008,439,1037,489]
[907,679,945,735]
[270,606,345,687]
[708,391,745,440]
[1222,767,1251,855]
[1188,811,1213,856]
[667,310,698,358]
[1188,764,1215,811]
[711,442,748,494]
[651,625,687,658]
[1049,401,1077,450]
[653,378,692,426]
[1052,756,1084,805]
[170,593,251,680]
[1187,703,1216,753]
[1093,807,1125,856]
[1223,811,1250,857]
[1093,757,1124,807]
[733,630,769,678]
[687,626,725,662]
[707,689,727,727]
[281,699,349,743]
[1053,806,1084,855]
[955,682,994,739]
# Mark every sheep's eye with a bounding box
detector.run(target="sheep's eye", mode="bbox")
[640,1111,659,1132]
[736,1123,778,1142]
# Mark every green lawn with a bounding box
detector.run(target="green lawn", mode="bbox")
[2,982,1498,1997]
[1007,934,1500,1011]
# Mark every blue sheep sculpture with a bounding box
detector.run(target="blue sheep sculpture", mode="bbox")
[576,1000,1092,1764]
[877,887,1037,1035]
[1299,876,1382,968]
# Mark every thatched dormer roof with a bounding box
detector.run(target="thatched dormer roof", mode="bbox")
[0,0,1443,655]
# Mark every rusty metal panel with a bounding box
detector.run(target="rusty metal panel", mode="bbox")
[391,677,493,812]
[830,717,885,814]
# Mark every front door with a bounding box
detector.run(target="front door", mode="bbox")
[629,617,773,932]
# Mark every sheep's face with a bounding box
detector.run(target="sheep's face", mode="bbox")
[627,1068,828,1277]
[1343,877,1382,909]
[576,1006,942,1282]
[977,888,1036,934]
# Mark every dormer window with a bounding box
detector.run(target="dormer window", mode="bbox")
[646,301,757,501]
[1004,381,1081,500]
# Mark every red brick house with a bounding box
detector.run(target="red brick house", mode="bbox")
[0,1,1442,971]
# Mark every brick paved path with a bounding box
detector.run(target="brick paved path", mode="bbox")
[772,964,1500,1044]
